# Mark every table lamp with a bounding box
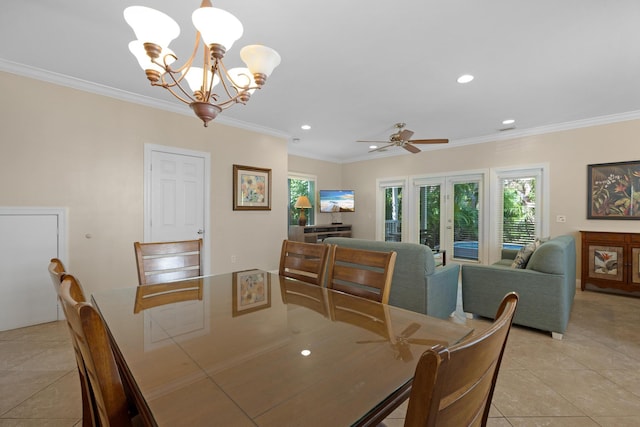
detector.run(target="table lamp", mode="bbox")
[294,196,312,226]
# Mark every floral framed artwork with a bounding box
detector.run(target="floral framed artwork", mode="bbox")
[587,160,640,219]
[233,164,272,210]
[587,245,623,282]
[232,269,271,316]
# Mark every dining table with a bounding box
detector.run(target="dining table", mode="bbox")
[91,269,473,427]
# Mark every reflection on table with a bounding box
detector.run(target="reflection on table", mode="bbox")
[93,272,473,426]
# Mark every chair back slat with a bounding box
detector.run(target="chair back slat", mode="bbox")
[134,239,203,285]
[279,240,330,286]
[404,292,519,427]
[326,245,397,303]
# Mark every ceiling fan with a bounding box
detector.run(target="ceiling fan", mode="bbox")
[358,122,448,154]
[356,322,445,361]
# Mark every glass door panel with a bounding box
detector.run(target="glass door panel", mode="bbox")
[452,181,480,262]
[418,184,441,250]
[384,187,402,242]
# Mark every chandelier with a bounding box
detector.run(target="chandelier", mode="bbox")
[124,0,281,127]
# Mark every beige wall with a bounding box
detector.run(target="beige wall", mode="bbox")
[340,122,640,240]
[0,71,288,295]
[291,119,640,277]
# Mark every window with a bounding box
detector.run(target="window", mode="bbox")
[288,173,316,226]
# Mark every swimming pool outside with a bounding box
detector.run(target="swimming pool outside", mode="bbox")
[453,241,523,260]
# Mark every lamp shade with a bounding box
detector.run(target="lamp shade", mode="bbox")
[192,7,243,51]
[294,196,312,209]
[124,6,180,49]
[240,45,281,78]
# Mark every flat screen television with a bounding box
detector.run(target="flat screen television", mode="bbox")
[319,190,355,213]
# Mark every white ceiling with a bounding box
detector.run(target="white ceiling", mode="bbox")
[2,0,640,163]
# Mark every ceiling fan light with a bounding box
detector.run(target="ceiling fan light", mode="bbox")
[192,7,243,52]
[240,45,281,79]
[124,6,180,49]
[227,67,257,94]
[182,67,220,93]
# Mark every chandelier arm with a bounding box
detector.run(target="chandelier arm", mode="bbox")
[153,76,196,105]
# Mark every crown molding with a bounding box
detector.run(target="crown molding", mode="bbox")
[0,58,290,140]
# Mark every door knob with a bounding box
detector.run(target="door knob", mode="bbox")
[197,229,204,235]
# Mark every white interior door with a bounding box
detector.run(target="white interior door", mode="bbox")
[145,144,210,274]
[0,209,63,331]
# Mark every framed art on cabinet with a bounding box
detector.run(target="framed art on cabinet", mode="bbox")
[233,164,272,210]
[587,160,640,219]
[587,245,623,281]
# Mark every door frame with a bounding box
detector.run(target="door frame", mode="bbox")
[143,144,211,275]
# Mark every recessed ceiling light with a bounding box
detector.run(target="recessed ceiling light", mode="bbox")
[457,74,474,84]
[502,119,515,125]
[369,145,378,150]
[301,124,311,130]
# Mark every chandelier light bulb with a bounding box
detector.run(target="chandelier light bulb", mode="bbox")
[128,41,175,73]
[182,67,219,93]
[124,6,180,49]
[192,7,243,52]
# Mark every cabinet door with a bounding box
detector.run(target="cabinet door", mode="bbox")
[632,247,640,285]
[586,244,625,284]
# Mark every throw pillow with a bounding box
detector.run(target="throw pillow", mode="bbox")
[511,242,537,269]
[534,236,550,249]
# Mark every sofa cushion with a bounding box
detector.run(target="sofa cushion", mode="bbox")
[511,242,536,268]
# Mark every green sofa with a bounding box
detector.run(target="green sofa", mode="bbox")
[323,237,460,319]
[461,234,576,339]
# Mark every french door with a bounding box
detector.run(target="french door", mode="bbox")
[412,174,483,263]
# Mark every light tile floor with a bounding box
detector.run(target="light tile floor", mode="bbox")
[2,288,640,426]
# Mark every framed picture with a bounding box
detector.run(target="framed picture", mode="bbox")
[587,160,640,219]
[233,164,271,210]
[232,269,271,316]
[587,245,623,281]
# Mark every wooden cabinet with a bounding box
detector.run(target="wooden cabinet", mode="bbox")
[580,231,640,294]
[288,224,352,243]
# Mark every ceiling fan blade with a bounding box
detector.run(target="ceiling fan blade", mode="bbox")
[399,322,421,338]
[403,143,421,154]
[399,129,414,141]
[408,138,449,144]
[357,139,390,143]
[369,143,395,153]
[356,339,388,344]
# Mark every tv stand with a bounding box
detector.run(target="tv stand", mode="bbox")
[289,224,352,243]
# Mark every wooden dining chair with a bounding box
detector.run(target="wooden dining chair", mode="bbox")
[326,245,397,303]
[278,240,331,286]
[403,292,519,427]
[134,238,203,285]
[47,261,95,427]
[58,276,140,427]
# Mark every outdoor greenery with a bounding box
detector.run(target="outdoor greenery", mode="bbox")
[288,178,315,225]
[453,183,479,241]
[503,178,536,244]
